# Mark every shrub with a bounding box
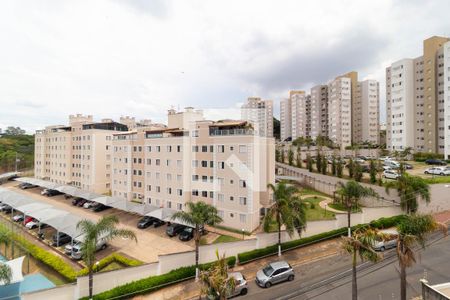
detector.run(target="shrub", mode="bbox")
[81,257,236,300]
[310,203,315,209]
[77,253,143,276]
[413,152,444,162]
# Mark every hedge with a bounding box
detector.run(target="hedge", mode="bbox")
[77,253,144,277]
[413,152,444,162]
[81,256,236,300]
[237,215,406,264]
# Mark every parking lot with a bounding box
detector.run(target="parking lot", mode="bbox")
[1,181,195,263]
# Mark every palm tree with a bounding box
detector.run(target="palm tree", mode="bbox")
[396,214,447,300]
[342,228,382,300]
[336,181,378,237]
[385,173,430,214]
[0,231,12,285]
[264,181,307,256]
[200,250,236,300]
[77,216,137,300]
[172,201,223,280]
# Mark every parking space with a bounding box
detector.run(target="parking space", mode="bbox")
[1,181,194,263]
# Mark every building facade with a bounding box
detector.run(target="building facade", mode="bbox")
[241,97,274,137]
[357,80,380,144]
[309,85,328,140]
[327,77,352,149]
[280,98,292,141]
[290,91,310,140]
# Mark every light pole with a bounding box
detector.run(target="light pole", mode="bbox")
[324,203,327,216]
[95,261,99,273]
[241,229,245,240]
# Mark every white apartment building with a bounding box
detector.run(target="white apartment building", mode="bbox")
[280,98,292,141]
[34,115,129,194]
[357,80,380,144]
[309,85,328,140]
[111,108,275,232]
[241,97,274,137]
[290,91,310,140]
[444,41,450,159]
[327,77,352,149]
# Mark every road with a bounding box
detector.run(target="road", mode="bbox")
[244,233,450,300]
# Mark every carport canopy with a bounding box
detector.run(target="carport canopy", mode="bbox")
[14,202,52,215]
[0,188,33,207]
[25,207,69,223]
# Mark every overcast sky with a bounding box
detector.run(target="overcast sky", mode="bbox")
[1,0,449,133]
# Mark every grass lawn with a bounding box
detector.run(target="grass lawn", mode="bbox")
[297,187,329,197]
[100,262,125,272]
[213,235,241,244]
[328,202,361,213]
[303,196,335,221]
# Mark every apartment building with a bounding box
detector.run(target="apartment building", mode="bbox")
[386,36,450,155]
[280,98,292,141]
[309,85,328,140]
[111,108,275,232]
[357,80,380,144]
[327,77,352,149]
[290,91,310,140]
[444,42,450,159]
[241,97,274,137]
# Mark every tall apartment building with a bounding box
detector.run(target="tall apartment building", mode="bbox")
[309,85,328,140]
[327,77,352,149]
[34,115,129,194]
[386,36,450,155]
[111,108,275,231]
[280,98,292,141]
[241,97,274,137]
[357,80,380,144]
[290,91,310,140]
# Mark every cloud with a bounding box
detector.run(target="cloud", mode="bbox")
[112,0,171,18]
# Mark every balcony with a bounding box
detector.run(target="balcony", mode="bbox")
[209,128,255,136]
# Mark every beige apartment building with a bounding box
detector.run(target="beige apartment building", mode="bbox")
[111,108,275,232]
[309,84,328,140]
[290,91,310,140]
[386,36,450,156]
[356,80,380,144]
[280,97,292,141]
[327,77,352,149]
[241,97,274,137]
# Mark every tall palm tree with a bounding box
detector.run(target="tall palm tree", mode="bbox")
[336,181,378,237]
[0,231,12,285]
[385,173,430,214]
[264,181,307,256]
[77,216,137,300]
[396,214,447,300]
[342,228,382,300]
[172,201,223,280]
[200,250,236,300]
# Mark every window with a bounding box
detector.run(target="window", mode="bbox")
[156,159,160,166]
[239,145,247,153]
[218,194,224,201]
[202,175,208,182]
[192,175,199,181]
[177,145,182,152]
[218,210,224,218]
[192,160,199,168]
[239,197,247,205]
[218,162,225,169]
[239,180,247,188]
[167,145,172,152]
[201,160,208,167]
[192,145,199,152]
[156,186,161,192]
[192,189,199,196]
[217,145,225,153]
[239,214,246,223]
[202,145,208,152]
[202,191,208,197]
[167,187,172,194]
[177,203,182,210]
[177,160,182,168]
[177,189,183,196]
[192,130,199,137]
[156,146,161,152]
[209,161,214,168]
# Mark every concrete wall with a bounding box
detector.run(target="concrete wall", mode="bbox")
[22,284,76,300]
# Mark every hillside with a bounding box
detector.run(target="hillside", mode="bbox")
[0,134,34,173]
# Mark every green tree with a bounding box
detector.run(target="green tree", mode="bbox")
[295,147,302,168]
[321,157,327,175]
[331,157,337,176]
[77,216,137,299]
[336,181,378,237]
[353,163,363,182]
[306,154,313,172]
[200,250,237,300]
[369,160,377,184]
[348,158,354,178]
[385,174,430,214]
[172,201,223,279]
[342,228,382,300]
[292,137,305,147]
[288,147,294,166]
[275,149,281,163]
[264,181,307,256]
[396,214,447,300]
[4,126,26,135]
[315,153,322,173]
[280,146,285,164]
[305,137,314,149]
[337,159,343,178]
[0,231,12,284]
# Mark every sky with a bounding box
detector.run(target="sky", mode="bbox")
[1,0,449,133]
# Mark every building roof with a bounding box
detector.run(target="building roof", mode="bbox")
[210,120,247,128]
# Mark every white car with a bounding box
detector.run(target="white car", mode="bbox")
[83,201,96,209]
[424,166,450,176]
[384,160,400,169]
[12,214,24,222]
[383,170,400,180]
[40,189,49,195]
[379,156,391,161]
[25,220,46,230]
[373,229,398,251]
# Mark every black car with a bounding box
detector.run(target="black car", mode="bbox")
[0,205,12,213]
[45,189,63,197]
[93,204,111,212]
[425,159,446,166]
[166,224,186,237]
[137,216,156,229]
[72,197,83,206]
[76,199,87,207]
[179,227,194,241]
[153,219,166,228]
[19,183,37,189]
[52,232,71,246]
[403,163,413,170]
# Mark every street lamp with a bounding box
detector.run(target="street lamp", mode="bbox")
[241,229,245,240]
[324,203,327,216]
[95,261,100,273]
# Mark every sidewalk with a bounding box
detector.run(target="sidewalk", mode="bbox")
[134,237,342,300]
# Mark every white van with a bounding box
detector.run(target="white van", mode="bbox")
[384,160,400,169]
[70,238,108,260]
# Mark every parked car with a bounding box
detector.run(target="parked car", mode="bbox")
[207,272,248,299]
[383,170,400,180]
[424,166,450,176]
[137,216,156,229]
[179,227,194,241]
[71,238,107,260]
[43,189,63,197]
[24,216,34,225]
[41,189,49,195]
[92,204,111,212]
[357,156,369,161]
[373,229,398,251]
[153,219,166,228]
[83,201,96,209]
[19,183,37,189]
[72,197,84,206]
[354,158,365,164]
[0,203,12,213]
[64,241,81,255]
[384,160,400,169]
[425,159,447,165]
[76,199,87,207]
[166,223,186,237]
[52,232,71,246]
[26,220,47,230]
[402,163,413,170]
[12,214,24,222]
[255,261,295,288]
[378,156,392,161]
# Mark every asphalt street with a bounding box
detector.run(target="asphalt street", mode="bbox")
[243,233,450,300]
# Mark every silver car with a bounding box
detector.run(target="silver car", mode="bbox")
[206,272,248,299]
[255,261,295,288]
[373,229,398,251]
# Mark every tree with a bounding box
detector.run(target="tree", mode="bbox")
[275,149,281,163]
[331,157,337,176]
[353,163,363,182]
[396,214,447,300]
[315,153,322,173]
[321,157,327,175]
[336,181,378,237]
[305,137,314,149]
[385,174,430,214]
[348,158,354,178]
[172,201,223,279]
[288,147,294,166]
[295,147,302,168]
[400,147,412,161]
[369,160,377,184]
[0,231,12,284]
[264,181,307,256]
[342,228,382,300]
[273,117,281,140]
[280,146,285,164]
[337,159,343,178]
[77,216,137,300]
[292,137,305,147]
[200,250,237,300]
[4,126,25,136]
[306,154,313,172]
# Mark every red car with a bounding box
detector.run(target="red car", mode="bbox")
[24,216,34,225]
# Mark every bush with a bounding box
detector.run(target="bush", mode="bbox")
[237,215,405,264]
[81,257,236,300]
[77,253,143,276]
[413,152,444,162]
[310,203,315,209]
